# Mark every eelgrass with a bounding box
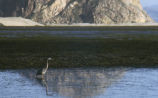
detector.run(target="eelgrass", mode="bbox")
[0,37,158,69]
[1,26,158,69]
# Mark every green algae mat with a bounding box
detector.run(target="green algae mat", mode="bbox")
[0,26,158,69]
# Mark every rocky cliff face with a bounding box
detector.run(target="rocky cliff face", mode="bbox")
[0,0,153,24]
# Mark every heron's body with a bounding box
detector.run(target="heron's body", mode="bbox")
[36,68,47,78]
[36,57,52,78]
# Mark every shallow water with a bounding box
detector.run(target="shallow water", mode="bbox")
[0,29,158,38]
[0,68,158,98]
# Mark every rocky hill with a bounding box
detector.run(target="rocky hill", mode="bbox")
[0,0,153,24]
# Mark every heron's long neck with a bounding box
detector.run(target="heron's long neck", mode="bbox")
[46,60,49,70]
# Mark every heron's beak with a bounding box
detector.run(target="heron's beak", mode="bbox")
[48,57,52,60]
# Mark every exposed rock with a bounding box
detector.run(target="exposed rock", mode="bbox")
[0,0,36,18]
[0,0,153,24]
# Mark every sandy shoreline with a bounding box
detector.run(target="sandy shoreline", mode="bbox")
[0,17,158,27]
[0,17,43,26]
[49,23,158,27]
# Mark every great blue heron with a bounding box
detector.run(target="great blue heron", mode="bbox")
[36,57,52,78]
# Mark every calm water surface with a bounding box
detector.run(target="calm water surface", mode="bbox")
[0,68,158,98]
[0,29,158,38]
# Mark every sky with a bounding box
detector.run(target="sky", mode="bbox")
[140,0,158,7]
[140,0,158,22]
